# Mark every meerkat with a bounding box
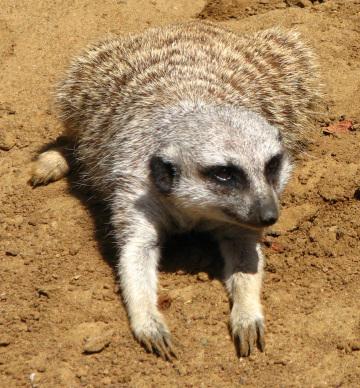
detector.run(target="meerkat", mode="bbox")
[31,21,321,360]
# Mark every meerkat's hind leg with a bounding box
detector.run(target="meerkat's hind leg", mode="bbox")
[30,148,70,187]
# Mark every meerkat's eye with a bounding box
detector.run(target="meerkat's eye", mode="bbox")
[265,153,283,183]
[213,166,234,182]
[202,165,248,188]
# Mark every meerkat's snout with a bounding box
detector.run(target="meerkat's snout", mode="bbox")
[256,195,279,227]
[220,186,280,230]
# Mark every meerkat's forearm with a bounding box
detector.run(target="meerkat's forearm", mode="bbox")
[218,233,265,356]
[114,208,175,360]
[119,232,160,325]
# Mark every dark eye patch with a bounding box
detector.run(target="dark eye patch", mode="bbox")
[201,164,249,189]
[265,153,283,183]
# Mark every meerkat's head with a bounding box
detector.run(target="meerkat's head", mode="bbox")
[149,105,292,230]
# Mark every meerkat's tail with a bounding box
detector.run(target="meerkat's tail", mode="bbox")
[30,148,70,187]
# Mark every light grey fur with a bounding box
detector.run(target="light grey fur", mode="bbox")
[30,21,321,360]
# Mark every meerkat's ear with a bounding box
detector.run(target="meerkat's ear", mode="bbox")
[149,155,180,194]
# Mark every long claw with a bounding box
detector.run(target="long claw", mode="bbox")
[141,338,153,353]
[156,338,172,361]
[232,318,265,357]
[248,325,257,355]
[239,328,250,357]
[256,321,265,352]
[137,332,177,361]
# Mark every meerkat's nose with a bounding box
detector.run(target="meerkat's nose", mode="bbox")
[258,201,279,226]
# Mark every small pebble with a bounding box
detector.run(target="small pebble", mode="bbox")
[0,337,11,346]
[83,330,114,354]
[174,364,187,376]
[265,263,277,273]
[354,188,360,200]
[69,246,80,256]
[337,342,351,353]
[0,131,16,151]
[29,373,36,387]
[350,340,360,351]
[197,272,209,282]
[5,248,19,257]
[273,359,288,365]
[158,293,172,310]
[200,338,208,346]
[269,242,286,253]
[32,354,47,373]
[28,218,37,226]
[36,288,50,298]
[352,123,360,131]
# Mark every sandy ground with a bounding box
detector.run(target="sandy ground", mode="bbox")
[1,0,360,386]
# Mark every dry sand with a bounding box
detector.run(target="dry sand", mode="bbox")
[1,0,360,386]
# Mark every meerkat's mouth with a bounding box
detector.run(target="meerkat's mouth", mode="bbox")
[220,207,276,231]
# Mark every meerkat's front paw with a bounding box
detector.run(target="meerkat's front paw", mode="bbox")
[132,313,176,361]
[230,310,265,357]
